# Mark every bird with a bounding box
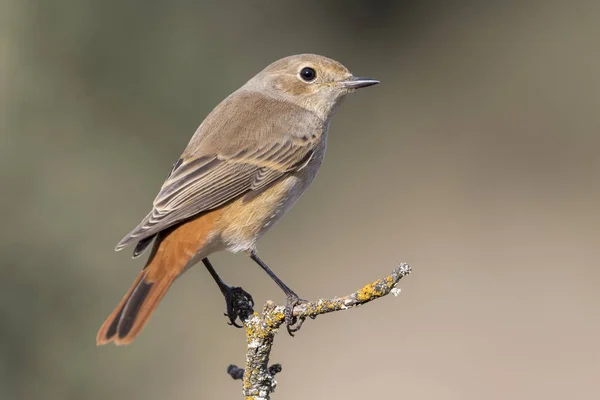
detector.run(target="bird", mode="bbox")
[96,54,379,345]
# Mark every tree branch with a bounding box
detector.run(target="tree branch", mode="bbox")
[227,262,412,400]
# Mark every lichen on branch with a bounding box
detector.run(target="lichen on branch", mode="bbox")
[228,263,412,400]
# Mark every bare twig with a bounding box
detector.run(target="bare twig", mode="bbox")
[228,263,411,400]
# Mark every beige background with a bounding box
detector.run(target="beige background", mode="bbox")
[1,1,599,399]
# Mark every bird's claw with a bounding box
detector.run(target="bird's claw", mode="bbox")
[223,286,254,327]
[284,295,310,336]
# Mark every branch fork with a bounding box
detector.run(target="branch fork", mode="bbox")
[227,262,412,400]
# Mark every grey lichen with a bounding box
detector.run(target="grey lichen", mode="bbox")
[232,263,412,400]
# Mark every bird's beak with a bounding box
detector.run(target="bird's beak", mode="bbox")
[339,76,380,89]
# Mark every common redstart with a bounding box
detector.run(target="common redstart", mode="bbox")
[97,54,378,345]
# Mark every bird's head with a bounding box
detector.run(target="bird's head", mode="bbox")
[246,54,379,120]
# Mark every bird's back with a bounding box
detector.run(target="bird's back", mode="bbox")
[183,88,325,158]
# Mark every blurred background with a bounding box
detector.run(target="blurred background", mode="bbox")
[2,1,599,399]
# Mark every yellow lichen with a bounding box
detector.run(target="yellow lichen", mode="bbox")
[356,281,384,301]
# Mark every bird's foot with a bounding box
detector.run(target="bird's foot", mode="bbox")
[284,294,314,336]
[223,286,254,327]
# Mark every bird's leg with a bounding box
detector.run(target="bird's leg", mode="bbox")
[202,257,254,327]
[249,251,311,336]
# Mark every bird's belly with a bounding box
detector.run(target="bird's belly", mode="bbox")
[213,138,326,254]
[215,175,305,253]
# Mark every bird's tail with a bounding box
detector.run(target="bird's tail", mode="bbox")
[96,265,177,346]
[97,208,225,345]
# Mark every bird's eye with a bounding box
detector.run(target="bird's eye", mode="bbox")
[299,67,317,82]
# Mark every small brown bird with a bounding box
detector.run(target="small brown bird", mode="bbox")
[96,54,378,345]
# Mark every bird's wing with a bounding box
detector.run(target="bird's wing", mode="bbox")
[115,139,314,251]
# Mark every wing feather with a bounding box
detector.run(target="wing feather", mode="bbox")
[115,140,313,251]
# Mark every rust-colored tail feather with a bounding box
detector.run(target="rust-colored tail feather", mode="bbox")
[97,209,224,345]
[96,268,177,346]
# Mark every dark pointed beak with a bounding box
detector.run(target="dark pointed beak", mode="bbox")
[340,76,380,89]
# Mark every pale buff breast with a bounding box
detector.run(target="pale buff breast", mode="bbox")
[215,137,327,253]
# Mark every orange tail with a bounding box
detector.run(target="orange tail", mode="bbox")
[97,208,224,346]
[96,265,177,346]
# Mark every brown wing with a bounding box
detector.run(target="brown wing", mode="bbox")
[114,140,313,251]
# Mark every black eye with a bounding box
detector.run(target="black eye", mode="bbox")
[299,67,316,82]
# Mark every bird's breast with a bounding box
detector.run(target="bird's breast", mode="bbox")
[216,138,327,253]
